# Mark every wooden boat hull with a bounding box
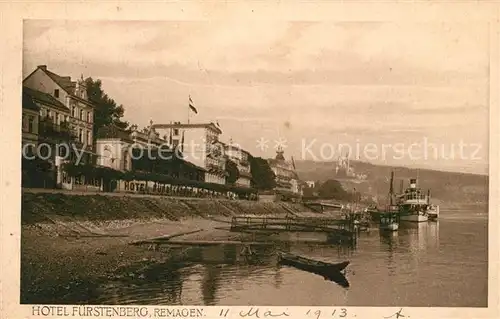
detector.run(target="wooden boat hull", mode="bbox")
[400,214,428,222]
[380,223,399,231]
[277,252,349,272]
[277,252,350,287]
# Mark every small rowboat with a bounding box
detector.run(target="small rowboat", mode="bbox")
[277,252,350,287]
[277,252,349,273]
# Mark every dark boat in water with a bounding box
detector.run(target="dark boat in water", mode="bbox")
[277,252,349,273]
[277,252,350,287]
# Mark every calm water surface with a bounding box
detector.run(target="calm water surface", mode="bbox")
[93,212,488,307]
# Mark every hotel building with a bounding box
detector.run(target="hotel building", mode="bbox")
[224,142,252,188]
[268,148,301,195]
[151,122,227,185]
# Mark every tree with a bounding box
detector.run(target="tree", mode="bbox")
[317,179,351,200]
[85,77,129,137]
[249,156,276,190]
[225,159,239,184]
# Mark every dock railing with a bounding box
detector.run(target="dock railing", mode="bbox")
[230,215,356,233]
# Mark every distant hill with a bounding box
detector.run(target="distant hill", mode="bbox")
[295,160,489,209]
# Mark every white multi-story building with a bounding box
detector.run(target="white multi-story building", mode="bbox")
[224,142,252,188]
[151,122,227,185]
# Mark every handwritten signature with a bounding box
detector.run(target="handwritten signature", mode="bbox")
[239,307,290,318]
[384,308,407,319]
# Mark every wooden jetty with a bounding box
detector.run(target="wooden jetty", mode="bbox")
[303,200,343,213]
[230,215,356,243]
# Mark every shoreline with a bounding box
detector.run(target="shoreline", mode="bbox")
[20,190,486,304]
[20,191,299,304]
[21,217,256,304]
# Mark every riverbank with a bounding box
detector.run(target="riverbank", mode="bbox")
[21,191,312,304]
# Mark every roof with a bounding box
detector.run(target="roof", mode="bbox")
[96,124,134,143]
[44,69,76,94]
[275,150,285,161]
[223,142,250,155]
[29,66,95,108]
[22,91,40,111]
[151,122,222,134]
[23,86,69,112]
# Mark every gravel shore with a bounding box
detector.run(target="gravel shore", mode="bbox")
[21,217,252,304]
[20,192,306,304]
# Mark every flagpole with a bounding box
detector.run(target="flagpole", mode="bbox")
[187,95,190,124]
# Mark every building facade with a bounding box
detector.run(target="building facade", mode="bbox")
[95,123,205,182]
[151,122,227,185]
[23,65,96,163]
[21,90,40,151]
[268,148,301,195]
[224,142,252,188]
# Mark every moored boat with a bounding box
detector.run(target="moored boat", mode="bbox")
[379,209,399,231]
[427,204,440,220]
[277,251,350,273]
[377,172,400,231]
[397,178,429,223]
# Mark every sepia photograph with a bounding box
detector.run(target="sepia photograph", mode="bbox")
[17,14,491,312]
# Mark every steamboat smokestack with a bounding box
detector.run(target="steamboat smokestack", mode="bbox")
[410,178,417,189]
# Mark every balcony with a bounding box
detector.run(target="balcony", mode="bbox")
[39,120,76,142]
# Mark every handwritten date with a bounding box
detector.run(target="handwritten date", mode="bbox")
[306,308,348,319]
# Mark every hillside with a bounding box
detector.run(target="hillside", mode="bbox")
[295,160,489,209]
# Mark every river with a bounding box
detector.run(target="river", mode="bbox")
[91,211,488,307]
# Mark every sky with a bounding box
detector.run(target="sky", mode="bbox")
[23,20,490,175]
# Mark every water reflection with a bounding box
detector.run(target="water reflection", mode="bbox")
[88,218,487,307]
[201,265,221,305]
[379,230,398,276]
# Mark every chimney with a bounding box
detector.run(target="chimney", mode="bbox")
[38,65,47,71]
[410,178,417,189]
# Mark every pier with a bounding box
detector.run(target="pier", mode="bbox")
[230,215,356,244]
[303,200,343,213]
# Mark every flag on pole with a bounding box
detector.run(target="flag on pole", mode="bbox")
[189,95,198,114]
[181,130,185,152]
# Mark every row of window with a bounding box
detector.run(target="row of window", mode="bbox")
[71,106,93,123]
[77,128,93,146]
[22,115,36,133]
[40,109,69,125]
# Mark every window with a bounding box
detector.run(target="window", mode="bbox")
[55,112,59,124]
[79,129,83,143]
[54,89,59,98]
[87,111,91,123]
[28,116,35,133]
[86,131,91,145]
[173,128,179,135]
[123,151,128,170]
[22,116,28,132]
[80,109,84,121]
[72,107,77,118]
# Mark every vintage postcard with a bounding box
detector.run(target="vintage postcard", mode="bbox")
[1,1,499,319]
